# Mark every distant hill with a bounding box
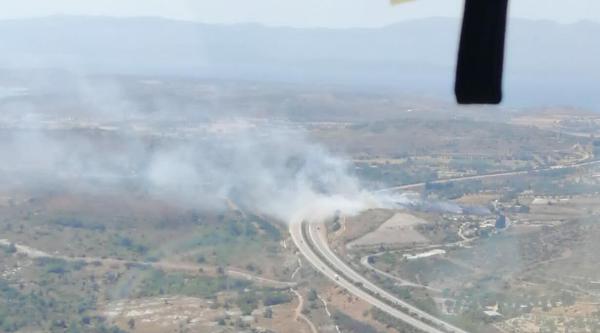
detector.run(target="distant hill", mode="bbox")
[0,16,599,109]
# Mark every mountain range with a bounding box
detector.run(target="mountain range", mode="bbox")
[1,15,599,109]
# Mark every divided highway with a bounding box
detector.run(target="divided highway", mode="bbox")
[289,158,600,333]
[289,220,468,333]
[377,159,600,193]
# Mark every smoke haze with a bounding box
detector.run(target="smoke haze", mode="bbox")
[2,16,599,109]
[0,79,398,223]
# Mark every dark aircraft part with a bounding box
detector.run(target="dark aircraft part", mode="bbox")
[455,0,509,104]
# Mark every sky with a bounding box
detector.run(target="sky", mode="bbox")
[0,0,599,27]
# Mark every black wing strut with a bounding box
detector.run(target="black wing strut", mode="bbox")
[455,0,509,104]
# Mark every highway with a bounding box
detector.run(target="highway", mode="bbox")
[289,220,466,333]
[377,159,600,193]
[309,222,467,333]
[288,158,600,332]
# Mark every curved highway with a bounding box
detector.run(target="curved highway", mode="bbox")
[289,220,467,333]
[289,158,600,333]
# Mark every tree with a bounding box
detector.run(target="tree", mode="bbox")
[263,307,273,319]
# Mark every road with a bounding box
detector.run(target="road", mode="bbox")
[228,269,296,288]
[377,159,600,193]
[359,254,442,293]
[308,223,468,333]
[289,159,600,332]
[0,238,295,289]
[289,220,466,333]
[291,288,319,333]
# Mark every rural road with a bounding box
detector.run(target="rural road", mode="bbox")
[359,254,442,293]
[0,238,295,289]
[291,288,319,333]
[289,220,467,333]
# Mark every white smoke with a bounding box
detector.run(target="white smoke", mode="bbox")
[2,75,472,225]
[143,126,400,223]
[0,113,401,224]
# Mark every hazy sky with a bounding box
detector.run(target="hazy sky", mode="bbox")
[0,0,599,27]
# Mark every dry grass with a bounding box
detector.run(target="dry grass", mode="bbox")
[338,209,394,245]
[347,212,429,250]
[102,295,306,333]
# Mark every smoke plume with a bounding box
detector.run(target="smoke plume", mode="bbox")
[0,78,398,224]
